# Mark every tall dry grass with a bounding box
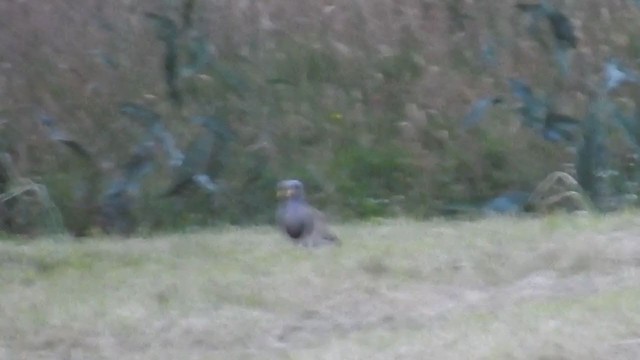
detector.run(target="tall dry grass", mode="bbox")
[1,0,639,233]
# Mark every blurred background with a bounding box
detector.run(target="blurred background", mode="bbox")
[1,0,639,237]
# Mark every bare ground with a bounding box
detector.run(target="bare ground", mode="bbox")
[1,213,640,359]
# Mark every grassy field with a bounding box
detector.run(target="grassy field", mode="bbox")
[2,213,640,359]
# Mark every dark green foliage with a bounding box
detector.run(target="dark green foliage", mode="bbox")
[627,36,640,61]
[542,113,580,143]
[271,41,343,86]
[479,37,499,69]
[508,78,547,129]
[89,49,119,70]
[576,99,608,207]
[190,115,233,141]
[224,155,280,225]
[119,102,162,127]
[515,3,577,75]
[515,3,552,49]
[160,114,232,197]
[162,134,214,197]
[99,191,136,236]
[181,0,196,31]
[606,102,640,208]
[508,79,580,144]
[462,96,504,129]
[10,0,640,238]
[144,12,182,106]
[516,0,578,48]
[330,144,414,218]
[483,141,509,171]
[305,49,340,84]
[546,10,577,49]
[182,32,211,78]
[446,0,472,34]
[99,141,155,236]
[120,102,184,166]
[39,116,93,162]
[613,104,640,153]
[265,78,297,86]
[376,51,423,83]
[209,59,251,95]
[553,46,572,77]
[190,115,233,174]
[37,115,101,236]
[0,154,66,237]
[145,12,179,42]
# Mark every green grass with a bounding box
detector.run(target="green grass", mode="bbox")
[2,213,640,359]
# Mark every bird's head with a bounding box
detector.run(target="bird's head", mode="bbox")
[276,179,305,200]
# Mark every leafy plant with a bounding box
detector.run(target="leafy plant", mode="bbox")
[331,144,414,218]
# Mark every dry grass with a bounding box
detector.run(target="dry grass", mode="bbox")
[1,212,640,359]
[4,0,640,228]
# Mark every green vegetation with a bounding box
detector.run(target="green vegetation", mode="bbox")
[2,1,640,236]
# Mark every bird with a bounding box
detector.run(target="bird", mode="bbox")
[276,179,339,248]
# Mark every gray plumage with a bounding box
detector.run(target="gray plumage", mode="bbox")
[276,179,339,248]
